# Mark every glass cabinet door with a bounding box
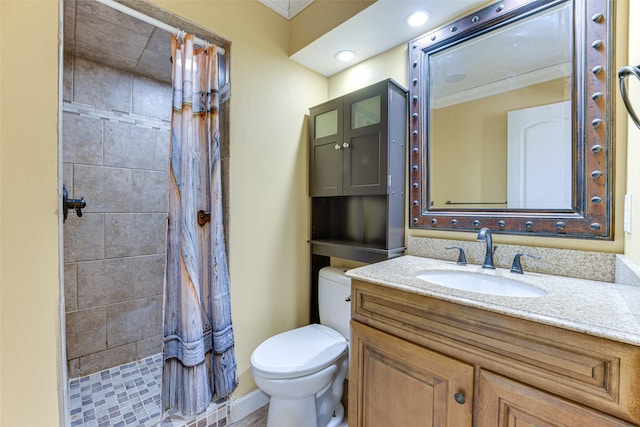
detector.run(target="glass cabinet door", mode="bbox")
[351,95,381,129]
[314,109,338,138]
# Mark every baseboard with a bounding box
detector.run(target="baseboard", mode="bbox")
[229,389,270,423]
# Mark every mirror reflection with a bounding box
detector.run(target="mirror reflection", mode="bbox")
[428,2,572,210]
[408,0,613,238]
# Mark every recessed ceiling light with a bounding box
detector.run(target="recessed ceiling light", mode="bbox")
[335,50,356,62]
[407,11,430,27]
[446,73,466,83]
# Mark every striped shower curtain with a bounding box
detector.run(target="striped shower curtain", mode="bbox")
[162,34,237,417]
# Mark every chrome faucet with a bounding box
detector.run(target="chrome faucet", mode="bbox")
[477,227,496,269]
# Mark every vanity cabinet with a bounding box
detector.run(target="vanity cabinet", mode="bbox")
[349,279,640,426]
[350,321,473,426]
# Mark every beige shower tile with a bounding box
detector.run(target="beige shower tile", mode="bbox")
[63,163,74,195]
[64,263,78,312]
[132,76,172,121]
[104,121,160,170]
[63,113,104,165]
[74,58,132,113]
[74,1,150,71]
[64,213,105,262]
[132,170,168,213]
[154,128,171,172]
[66,307,107,359]
[133,254,165,298]
[74,165,132,213]
[106,295,162,348]
[135,48,172,84]
[136,335,162,359]
[155,213,168,251]
[144,27,172,56]
[76,0,153,37]
[63,53,74,102]
[79,344,137,377]
[104,214,161,258]
[77,258,135,309]
[67,358,80,379]
[63,0,75,52]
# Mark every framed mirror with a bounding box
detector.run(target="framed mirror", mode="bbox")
[408,0,613,239]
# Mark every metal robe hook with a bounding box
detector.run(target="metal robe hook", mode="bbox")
[618,65,640,129]
[62,185,86,223]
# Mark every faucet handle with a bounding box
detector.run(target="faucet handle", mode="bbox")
[510,253,540,274]
[445,246,467,265]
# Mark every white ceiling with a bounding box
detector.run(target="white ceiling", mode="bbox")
[289,0,489,77]
[430,2,571,107]
[258,0,315,19]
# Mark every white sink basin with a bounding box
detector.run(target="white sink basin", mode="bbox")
[415,270,547,297]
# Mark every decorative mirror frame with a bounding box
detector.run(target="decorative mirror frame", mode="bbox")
[408,0,614,239]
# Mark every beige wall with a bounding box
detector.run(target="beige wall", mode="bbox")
[624,0,640,264]
[330,2,629,254]
[0,1,63,425]
[328,44,408,98]
[289,0,374,55]
[430,78,569,208]
[1,0,328,425]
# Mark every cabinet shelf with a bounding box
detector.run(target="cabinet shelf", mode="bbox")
[310,239,405,263]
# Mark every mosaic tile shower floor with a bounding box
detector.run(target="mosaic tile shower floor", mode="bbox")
[68,354,228,427]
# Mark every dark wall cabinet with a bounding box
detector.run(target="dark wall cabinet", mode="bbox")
[310,80,406,197]
[308,80,407,321]
[309,79,407,262]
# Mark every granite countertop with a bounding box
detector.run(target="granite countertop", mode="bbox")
[346,255,640,347]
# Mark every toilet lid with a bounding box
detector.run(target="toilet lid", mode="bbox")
[250,324,347,377]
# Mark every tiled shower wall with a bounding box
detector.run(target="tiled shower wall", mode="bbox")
[63,53,172,378]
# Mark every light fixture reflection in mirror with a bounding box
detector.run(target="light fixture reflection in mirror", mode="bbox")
[408,0,613,239]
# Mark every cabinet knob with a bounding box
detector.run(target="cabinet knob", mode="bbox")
[343,142,350,148]
[454,392,466,405]
[335,144,342,150]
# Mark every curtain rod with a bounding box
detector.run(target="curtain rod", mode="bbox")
[94,0,225,55]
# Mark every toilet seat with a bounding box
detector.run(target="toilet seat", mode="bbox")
[251,324,347,379]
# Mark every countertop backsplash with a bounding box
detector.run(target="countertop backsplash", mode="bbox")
[407,236,619,283]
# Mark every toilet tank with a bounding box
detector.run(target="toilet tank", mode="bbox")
[319,266,352,340]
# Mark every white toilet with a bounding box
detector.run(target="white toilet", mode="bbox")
[250,266,351,427]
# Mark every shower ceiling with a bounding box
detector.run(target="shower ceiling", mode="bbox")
[63,0,228,83]
[64,0,171,82]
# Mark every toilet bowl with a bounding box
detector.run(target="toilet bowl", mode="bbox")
[250,267,351,427]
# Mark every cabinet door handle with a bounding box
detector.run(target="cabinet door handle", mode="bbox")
[454,392,466,405]
[343,142,350,148]
[335,144,342,150]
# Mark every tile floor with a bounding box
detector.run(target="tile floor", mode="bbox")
[68,354,227,427]
[69,354,347,426]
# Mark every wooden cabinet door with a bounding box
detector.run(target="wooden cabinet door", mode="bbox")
[477,370,636,427]
[349,321,473,427]
[310,99,343,196]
